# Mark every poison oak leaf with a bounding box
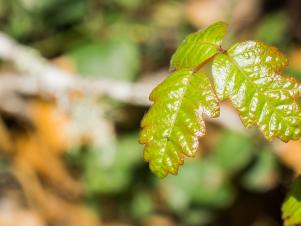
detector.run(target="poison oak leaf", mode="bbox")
[212,41,301,142]
[140,22,301,177]
[139,70,219,177]
[170,21,227,70]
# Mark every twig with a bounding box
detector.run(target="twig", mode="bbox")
[0,32,165,106]
[0,32,247,134]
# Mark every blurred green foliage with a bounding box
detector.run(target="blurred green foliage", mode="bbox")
[0,0,300,225]
[83,133,142,194]
[69,38,140,80]
[242,149,278,192]
[255,11,288,46]
[67,128,280,225]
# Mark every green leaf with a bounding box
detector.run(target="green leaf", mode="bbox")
[83,133,142,193]
[254,11,288,46]
[183,209,214,226]
[163,160,234,208]
[282,176,301,226]
[213,130,253,174]
[139,69,219,177]
[170,21,227,70]
[212,41,301,141]
[130,189,154,219]
[241,149,278,192]
[69,38,140,81]
[141,22,301,177]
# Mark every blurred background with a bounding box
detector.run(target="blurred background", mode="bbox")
[0,0,300,226]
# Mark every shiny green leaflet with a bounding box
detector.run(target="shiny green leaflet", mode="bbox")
[140,22,301,177]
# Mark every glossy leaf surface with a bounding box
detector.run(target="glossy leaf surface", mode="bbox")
[141,22,301,177]
[170,21,227,70]
[140,69,219,177]
[212,41,301,141]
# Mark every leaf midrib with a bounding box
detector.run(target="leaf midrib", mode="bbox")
[164,72,192,150]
